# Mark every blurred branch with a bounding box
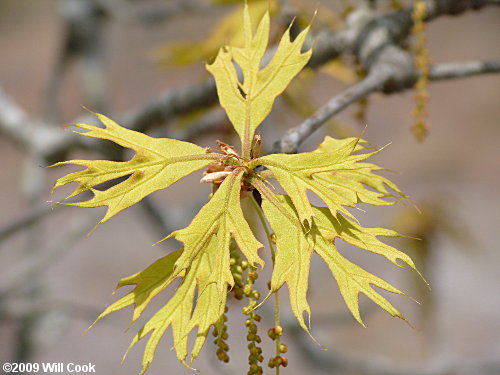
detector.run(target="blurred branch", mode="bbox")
[275,72,381,153]
[123,0,208,24]
[121,78,217,134]
[275,59,500,153]
[0,88,69,158]
[428,60,500,80]
[45,0,109,121]
[1,0,498,161]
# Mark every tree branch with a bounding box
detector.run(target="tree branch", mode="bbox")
[0,0,498,160]
[275,59,500,153]
[275,73,382,153]
[429,60,500,80]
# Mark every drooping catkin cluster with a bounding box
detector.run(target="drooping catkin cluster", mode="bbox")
[224,244,264,374]
[212,244,243,364]
[411,0,431,142]
[264,280,289,371]
[230,244,245,300]
[242,268,264,375]
[213,307,230,363]
[267,324,289,369]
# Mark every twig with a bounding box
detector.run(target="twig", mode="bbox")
[275,73,382,153]
[429,60,500,80]
[276,59,500,153]
[1,1,498,161]
[0,88,69,157]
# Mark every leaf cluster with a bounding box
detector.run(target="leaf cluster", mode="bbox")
[52,5,420,373]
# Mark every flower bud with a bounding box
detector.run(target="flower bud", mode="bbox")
[281,357,288,367]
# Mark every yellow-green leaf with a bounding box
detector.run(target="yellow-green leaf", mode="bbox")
[262,194,414,328]
[94,237,227,374]
[206,4,311,157]
[253,136,405,227]
[91,248,183,328]
[315,209,417,270]
[166,169,264,296]
[254,137,366,226]
[124,238,221,372]
[51,112,219,224]
[261,194,313,333]
[313,136,406,206]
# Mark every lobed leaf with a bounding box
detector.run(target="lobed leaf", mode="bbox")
[91,248,183,327]
[207,3,311,156]
[253,136,405,227]
[254,137,367,227]
[261,194,313,333]
[51,112,220,224]
[166,169,264,296]
[262,194,414,328]
[93,237,227,374]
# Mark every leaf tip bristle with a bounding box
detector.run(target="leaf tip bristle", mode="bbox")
[85,314,103,334]
[121,342,136,365]
[60,123,75,131]
[181,359,199,373]
[304,323,324,349]
[81,105,92,113]
[311,7,319,25]
[401,316,415,330]
[154,232,174,246]
[85,222,100,238]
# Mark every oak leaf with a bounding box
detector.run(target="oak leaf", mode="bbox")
[50,4,423,374]
[262,195,417,328]
[51,112,219,224]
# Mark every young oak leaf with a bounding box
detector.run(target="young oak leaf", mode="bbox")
[261,194,314,333]
[313,136,406,206]
[313,207,424,280]
[251,136,374,227]
[90,248,183,329]
[123,239,216,373]
[262,195,415,328]
[164,169,264,296]
[206,3,311,157]
[94,237,227,374]
[251,135,406,228]
[51,112,220,225]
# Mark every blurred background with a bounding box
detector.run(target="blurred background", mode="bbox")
[0,1,499,374]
